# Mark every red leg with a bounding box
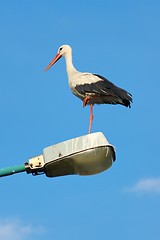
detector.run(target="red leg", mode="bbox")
[88,104,94,134]
[83,97,90,107]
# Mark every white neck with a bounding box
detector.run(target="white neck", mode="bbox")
[64,52,78,77]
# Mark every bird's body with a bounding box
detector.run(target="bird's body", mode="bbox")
[69,72,131,107]
[45,45,132,133]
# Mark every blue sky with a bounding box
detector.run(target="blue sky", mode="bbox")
[0,0,160,239]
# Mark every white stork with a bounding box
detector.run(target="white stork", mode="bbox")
[44,45,132,133]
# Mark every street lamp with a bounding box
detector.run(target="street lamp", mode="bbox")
[0,132,116,178]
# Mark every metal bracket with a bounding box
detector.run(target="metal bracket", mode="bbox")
[25,154,45,175]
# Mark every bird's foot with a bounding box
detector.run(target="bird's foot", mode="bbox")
[88,116,93,134]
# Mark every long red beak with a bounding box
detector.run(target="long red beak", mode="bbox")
[44,53,62,72]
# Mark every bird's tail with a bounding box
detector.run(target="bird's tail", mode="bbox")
[122,92,132,108]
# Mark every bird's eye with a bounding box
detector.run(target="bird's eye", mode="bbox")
[59,47,63,51]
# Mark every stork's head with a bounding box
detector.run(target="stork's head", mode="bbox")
[44,44,72,72]
[58,45,72,56]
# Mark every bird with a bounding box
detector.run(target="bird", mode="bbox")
[44,44,132,133]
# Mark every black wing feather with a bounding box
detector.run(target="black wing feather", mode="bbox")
[75,74,132,107]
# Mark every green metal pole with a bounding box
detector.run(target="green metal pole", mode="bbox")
[0,164,26,178]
